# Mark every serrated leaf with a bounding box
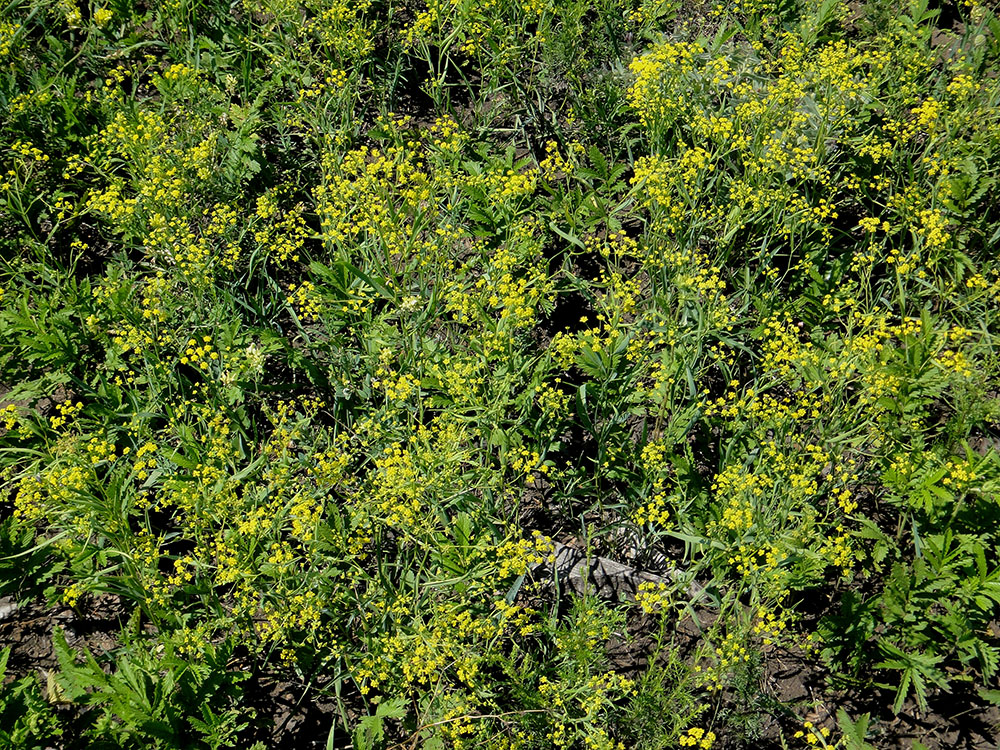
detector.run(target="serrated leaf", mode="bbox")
[375,696,407,720]
[893,669,911,714]
[976,643,999,680]
[978,688,1000,706]
[836,708,872,750]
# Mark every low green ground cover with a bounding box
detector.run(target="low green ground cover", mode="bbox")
[1,0,1000,747]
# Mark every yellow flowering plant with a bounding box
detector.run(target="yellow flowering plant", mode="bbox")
[1,0,1000,747]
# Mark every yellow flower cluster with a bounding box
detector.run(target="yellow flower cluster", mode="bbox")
[819,527,855,579]
[632,492,670,527]
[495,530,555,578]
[508,446,549,477]
[140,273,171,322]
[15,465,91,524]
[287,281,323,322]
[634,581,671,614]
[49,400,83,431]
[540,139,573,181]
[306,0,375,60]
[753,605,791,647]
[728,543,787,578]
[793,720,831,746]
[494,599,541,636]
[535,380,569,420]
[297,70,348,103]
[679,727,716,748]
[0,20,21,57]
[7,88,54,118]
[627,40,705,130]
[254,192,309,264]
[1,404,20,431]
[180,336,220,371]
[429,115,468,152]
[85,437,116,464]
[132,442,158,481]
[697,631,751,692]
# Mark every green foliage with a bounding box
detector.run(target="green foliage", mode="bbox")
[0,647,63,750]
[352,697,407,750]
[1,0,999,745]
[836,709,876,750]
[50,627,250,748]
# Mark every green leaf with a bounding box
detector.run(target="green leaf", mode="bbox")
[353,697,407,750]
[893,669,911,715]
[588,146,608,179]
[340,259,397,304]
[978,688,1000,706]
[453,512,472,548]
[52,627,105,701]
[836,709,873,750]
[376,696,407,720]
[548,220,585,249]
